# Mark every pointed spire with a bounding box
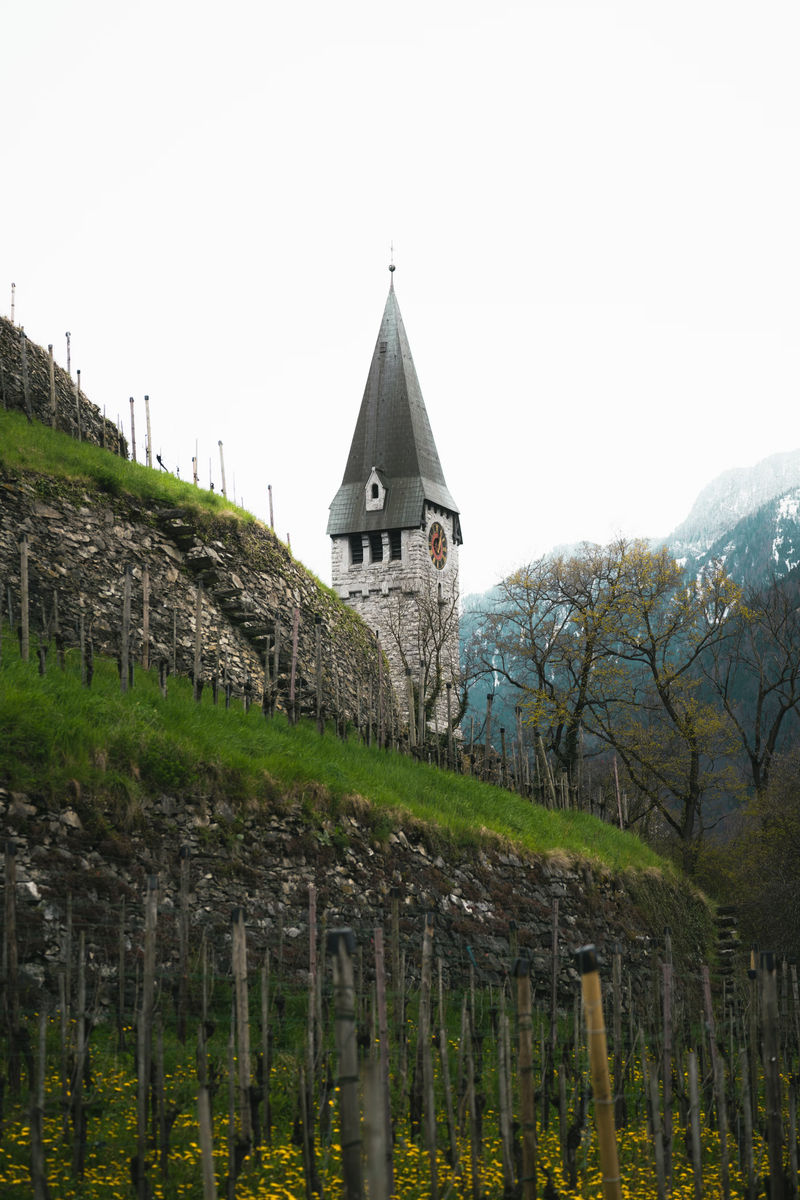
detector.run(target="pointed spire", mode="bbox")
[327,277,460,540]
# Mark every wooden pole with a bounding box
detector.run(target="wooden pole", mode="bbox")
[141,567,150,671]
[129,397,137,462]
[577,945,622,1200]
[315,616,324,735]
[121,564,131,694]
[289,607,299,724]
[484,692,494,778]
[194,582,203,702]
[218,440,227,497]
[137,876,158,1200]
[374,927,394,1197]
[231,908,253,1150]
[327,928,362,1200]
[48,344,56,427]
[268,484,274,529]
[19,536,29,662]
[406,668,416,748]
[144,395,152,467]
[762,952,785,1200]
[419,912,438,1200]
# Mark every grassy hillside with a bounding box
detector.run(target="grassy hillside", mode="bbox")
[0,406,677,874]
[0,630,670,874]
[0,406,253,519]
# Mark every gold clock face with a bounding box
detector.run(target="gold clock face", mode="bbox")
[428,521,448,570]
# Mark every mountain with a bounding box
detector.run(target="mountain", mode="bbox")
[668,449,800,564]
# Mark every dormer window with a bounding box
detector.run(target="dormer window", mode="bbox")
[365,467,386,512]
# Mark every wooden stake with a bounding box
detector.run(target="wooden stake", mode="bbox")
[121,565,131,694]
[194,582,203,702]
[231,908,253,1150]
[289,607,299,724]
[144,394,152,467]
[577,945,622,1200]
[141,567,150,671]
[327,929,362,1200]
[48,344,56,427]
[129,397,137,463]
[19,537,29,662]
[762,952,785,1200]
[374,928,394,1197]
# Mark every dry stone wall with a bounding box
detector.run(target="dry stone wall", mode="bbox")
[1,315,126,455]
[0,467,394,723]
[0,782,715,1012]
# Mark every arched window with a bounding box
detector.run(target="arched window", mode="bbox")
[371,483,379,499]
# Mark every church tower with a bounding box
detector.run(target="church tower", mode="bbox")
[327,267,462,733]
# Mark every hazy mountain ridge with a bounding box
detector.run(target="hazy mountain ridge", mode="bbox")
[668,449,800,561]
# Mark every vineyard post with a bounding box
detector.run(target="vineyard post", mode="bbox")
[687,1049,703,1200]
[178,847,190,1043]
[762,952,784,1200]
[374,927,394,1197]
[646,1050,667,1200]
[465,1002,482,1200]
[71,932,88,1177]
[497,990,515,1195]
[612,943,625,1127]
[144,395,152,467]
[261,954,272,1146]
[136,876,158,1200]
[702,964,731,1199]
[19,536,29,662]
[231,908,253,1151]
[419,912,439,1200]
[129,397,136,462]
[197,1023,217,1200]
[31,1006,48,1200]
[4,841,20,1091]
[141,568,150,670]
[377,632,384,747]
[327,928,362,1200]
[306,884,319,1184]
[193,582,203,702]
[20,331,31,419]
[483,691,493,779]
[363,1059,389,1200]
[315,616,323,735]
[48,343,56,426]
[120,565,131,694]
[417,659,426,753]
[75,370,82,439]
[289,607,299,725]
[550,898,560,1061]
[446,682,454,768]
[405,668,416,748]
[117,898,126,1050]
[577,945,622,1200]
[662,943,674,1186]
[738,1048,756,1200]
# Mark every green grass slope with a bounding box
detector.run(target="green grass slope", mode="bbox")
[0,633,670,874]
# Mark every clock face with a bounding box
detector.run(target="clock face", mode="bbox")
[428,521,448,570]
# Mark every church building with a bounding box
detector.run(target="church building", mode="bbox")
[327,267,462,735]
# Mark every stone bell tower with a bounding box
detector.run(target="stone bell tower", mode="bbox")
[327,266,462,733]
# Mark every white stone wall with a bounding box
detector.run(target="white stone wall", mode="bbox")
[331,505,461,734]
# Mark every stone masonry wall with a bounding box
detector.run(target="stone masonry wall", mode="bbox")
[0,782,715,1015]
[1,315,127,456]
[0,467,395,725]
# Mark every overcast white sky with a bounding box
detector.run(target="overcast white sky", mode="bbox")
[4,1,799,597]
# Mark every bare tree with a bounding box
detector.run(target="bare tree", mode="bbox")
[702,572,800,794]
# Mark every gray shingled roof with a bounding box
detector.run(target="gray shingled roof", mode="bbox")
[327,281,461,539]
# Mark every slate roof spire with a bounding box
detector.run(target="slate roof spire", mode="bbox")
[327,271,461,539]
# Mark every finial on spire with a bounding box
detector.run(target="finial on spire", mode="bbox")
[389,240,395,278]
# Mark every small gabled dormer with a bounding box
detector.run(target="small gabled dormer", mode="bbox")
[365,467,387,512]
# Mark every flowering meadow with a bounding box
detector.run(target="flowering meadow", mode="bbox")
[0,943,796,1200]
